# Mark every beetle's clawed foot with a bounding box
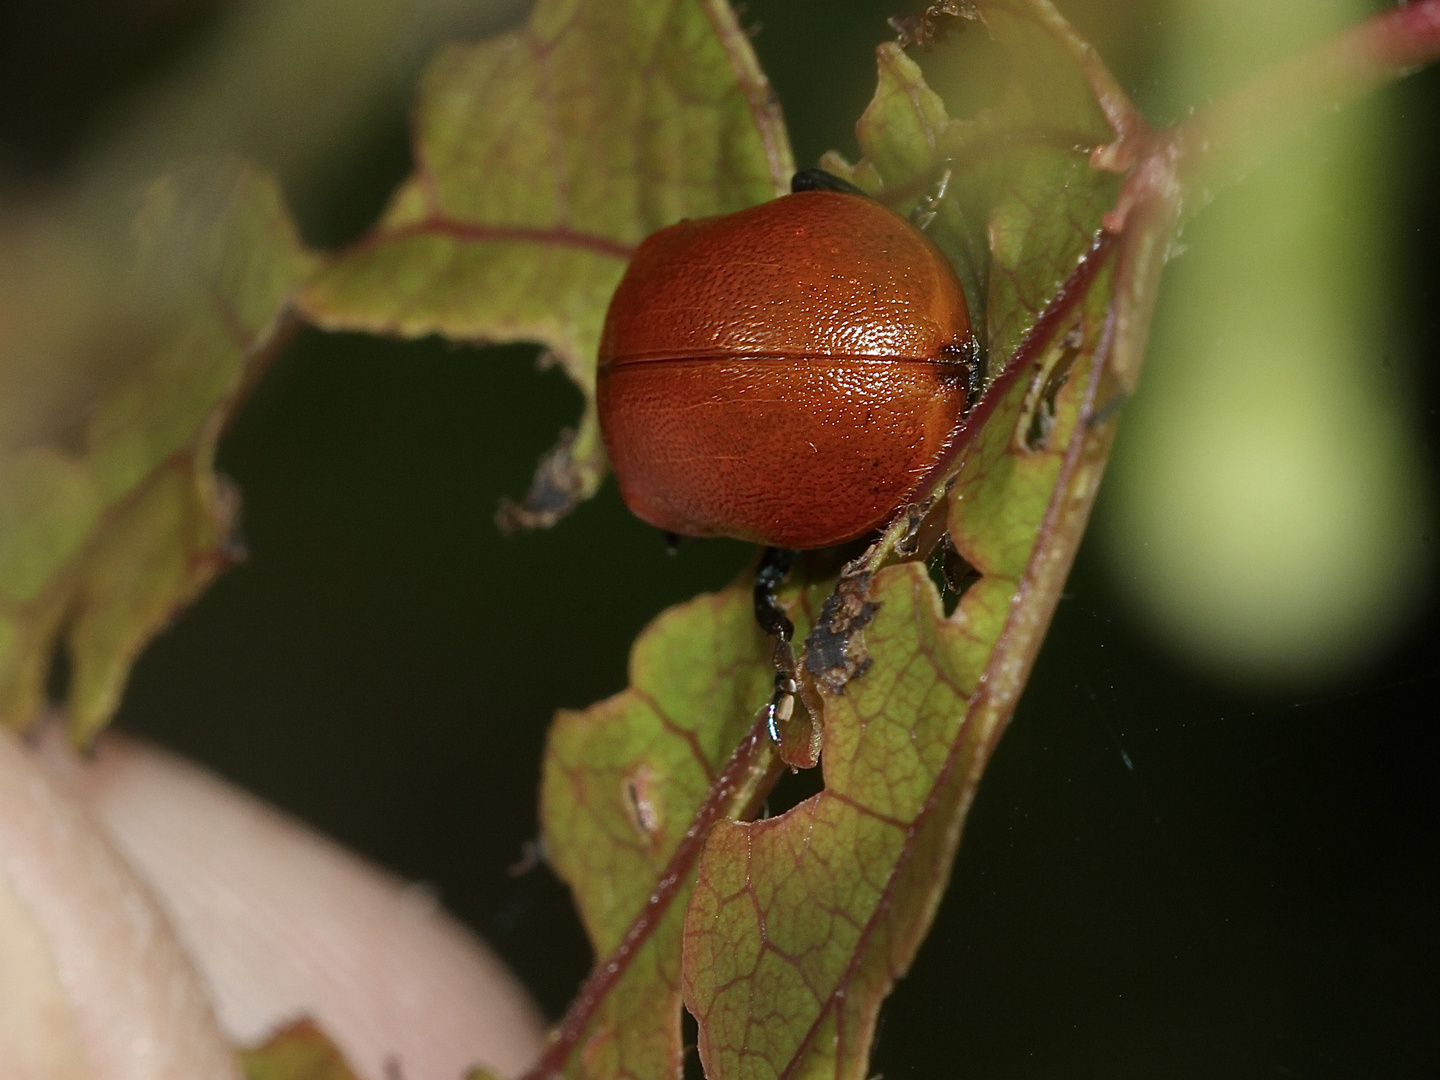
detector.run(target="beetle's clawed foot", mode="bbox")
[764,639,800,744]
[912,161,954,232]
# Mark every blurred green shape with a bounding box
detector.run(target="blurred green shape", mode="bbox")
[0,162,312,742]
[1103,0,1434,682]
[239,1018,362,1080]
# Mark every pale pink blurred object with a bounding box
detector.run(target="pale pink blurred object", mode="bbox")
[1,722,546,1080]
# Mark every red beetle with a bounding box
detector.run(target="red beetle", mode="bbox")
[597,175,977,552]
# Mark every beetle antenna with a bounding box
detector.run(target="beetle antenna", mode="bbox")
[790,168,868,197]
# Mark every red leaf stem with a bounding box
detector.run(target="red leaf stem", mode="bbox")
[522,710,782,1080]
[1109,0,1440,235]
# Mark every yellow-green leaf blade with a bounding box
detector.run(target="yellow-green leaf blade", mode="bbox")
[538,561,837,1080]
[681,265,1115,1079]
[681,3,1129,1076]
[301,0,794,526]
[539,584,774,1080]
[0,161,312,742]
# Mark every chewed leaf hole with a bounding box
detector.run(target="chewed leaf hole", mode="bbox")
[760,760,825,820]
[621,765,663,845]
[682,1008,704,1080]
[1019,323,1083,452]
[929,534,980,617]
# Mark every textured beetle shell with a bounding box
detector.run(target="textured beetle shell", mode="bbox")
[597,190,973,550]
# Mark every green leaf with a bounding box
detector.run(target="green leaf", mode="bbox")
[682,285,1115,1080]
[300,0,793,529]
[538,566,832,1080]
[678,4,1129,1077]
[820,13,1118,366]
[0,161,312,743]
[238,1019,363,1080]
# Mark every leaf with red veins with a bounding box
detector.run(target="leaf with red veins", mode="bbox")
[0,161,312,743]
[683,261,1116,1080]
[682,1,1130,1076]
[537,564,835,1080]
[545,588,773,956]
[683,564,974,1080]
[820,0,1121,368]
[299,0,793,530]
[548,1,1440,1077]
[802,0,1123,685]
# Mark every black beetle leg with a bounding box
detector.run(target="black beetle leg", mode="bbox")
[753,546,796,641]
[753,547,799,744]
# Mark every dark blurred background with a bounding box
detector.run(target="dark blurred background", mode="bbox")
[2,1,1436,1077]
